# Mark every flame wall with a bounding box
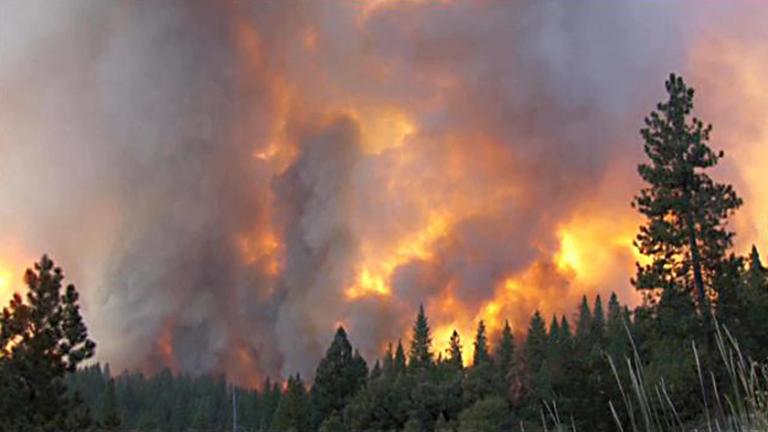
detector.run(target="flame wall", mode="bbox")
[0,0,766,385]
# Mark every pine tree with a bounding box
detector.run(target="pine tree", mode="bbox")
[447,330,464,370]
[310,327,367,428]
[560,316,572,343]
[370,359,382,380]
[495,321,515,397]
[742,245,768,357]
[472,320,491,366]
[383,343,395,373]
[549,315,560,343]
[394,340,407,373]
[272,374,310,432]
[466,321,496,403]
[544,315,565,399]
[633,73,742,314]
[605,293,629,361]
[576,296,592,341]
[591,294,606,346]
[101,378,121,430]
[525,311,547,376]
[0,255,96,430]
[408,304,433,370]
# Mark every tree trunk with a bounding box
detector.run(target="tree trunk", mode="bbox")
[685,207,708,314]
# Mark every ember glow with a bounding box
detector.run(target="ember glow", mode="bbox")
[0,1,767,384]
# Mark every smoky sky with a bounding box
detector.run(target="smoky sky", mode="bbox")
[0,0,766,384]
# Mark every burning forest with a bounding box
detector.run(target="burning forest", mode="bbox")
[1,1,768,431]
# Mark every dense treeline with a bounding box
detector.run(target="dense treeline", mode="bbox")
[3,75,768,431]
[66,260,768,431]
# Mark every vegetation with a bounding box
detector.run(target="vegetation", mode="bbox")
[3,74,768,431]
[0,255,96,431]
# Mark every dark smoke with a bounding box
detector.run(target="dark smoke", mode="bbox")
[0,0,765,383]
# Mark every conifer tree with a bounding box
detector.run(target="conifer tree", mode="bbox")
[310,327,367,428]
[559,316,572,343]
[742,245,768,356]
[633,73,742,314]
[408,305,433,370]
[394,340,407,373]
[0,255,96,431]
[495,320,515,395]
[591,294,606,346]
[466,321,497,403]
[370,360,382,380]
[472,320,491,366]
[525,312,547,376]
[576,296,592,341]
[383,343,394,373]
[447,330,463,370]
[606,293,629,361]
[272,374,310,432]
[548,315,560,343]
[101,378,121,430]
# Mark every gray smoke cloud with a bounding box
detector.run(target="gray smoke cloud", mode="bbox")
[0,0,765,383]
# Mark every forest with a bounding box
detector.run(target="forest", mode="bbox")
[2,75,768,431]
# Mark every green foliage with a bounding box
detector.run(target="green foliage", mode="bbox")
[318,410,346,432]
[101,378,121,430]
[409,304,434,370]
[457,396,510,432]
[576,295,592,340]
[472,320,490,366]
[37,73,768,432]
[272,374,310,432]
[447,330,463,371]
[0,255,96,431]
[495,320,515,398]
[633,73,742,312]
[525,311,547,376]
[310,326,367,428]
[465,321,497,405]
[395,339,407,372]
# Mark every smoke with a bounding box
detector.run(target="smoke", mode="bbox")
[0,0,766,384]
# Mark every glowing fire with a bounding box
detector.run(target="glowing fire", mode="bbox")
[359,0,452,19]
[690,38,768,254]
[238,231,280,275]
[0,249,28,308]
[0,267,13,304]
[345,212,450,299]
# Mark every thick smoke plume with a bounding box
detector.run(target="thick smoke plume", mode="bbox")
[0,0,766,385]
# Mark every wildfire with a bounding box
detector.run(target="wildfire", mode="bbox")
[359,0,452,19]
[238,230,280,275]
[553,211,648,288]
[156,325,179,373]
[690,38,768,254]
[347,106,417,155]
[0,250,29,308]
[0,268,11,299]
[345,212,450,299]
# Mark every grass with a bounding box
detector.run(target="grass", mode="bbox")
[533,319,768,432]
[605,320,768,432]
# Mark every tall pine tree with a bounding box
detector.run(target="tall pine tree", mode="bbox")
[632,73,742,314]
